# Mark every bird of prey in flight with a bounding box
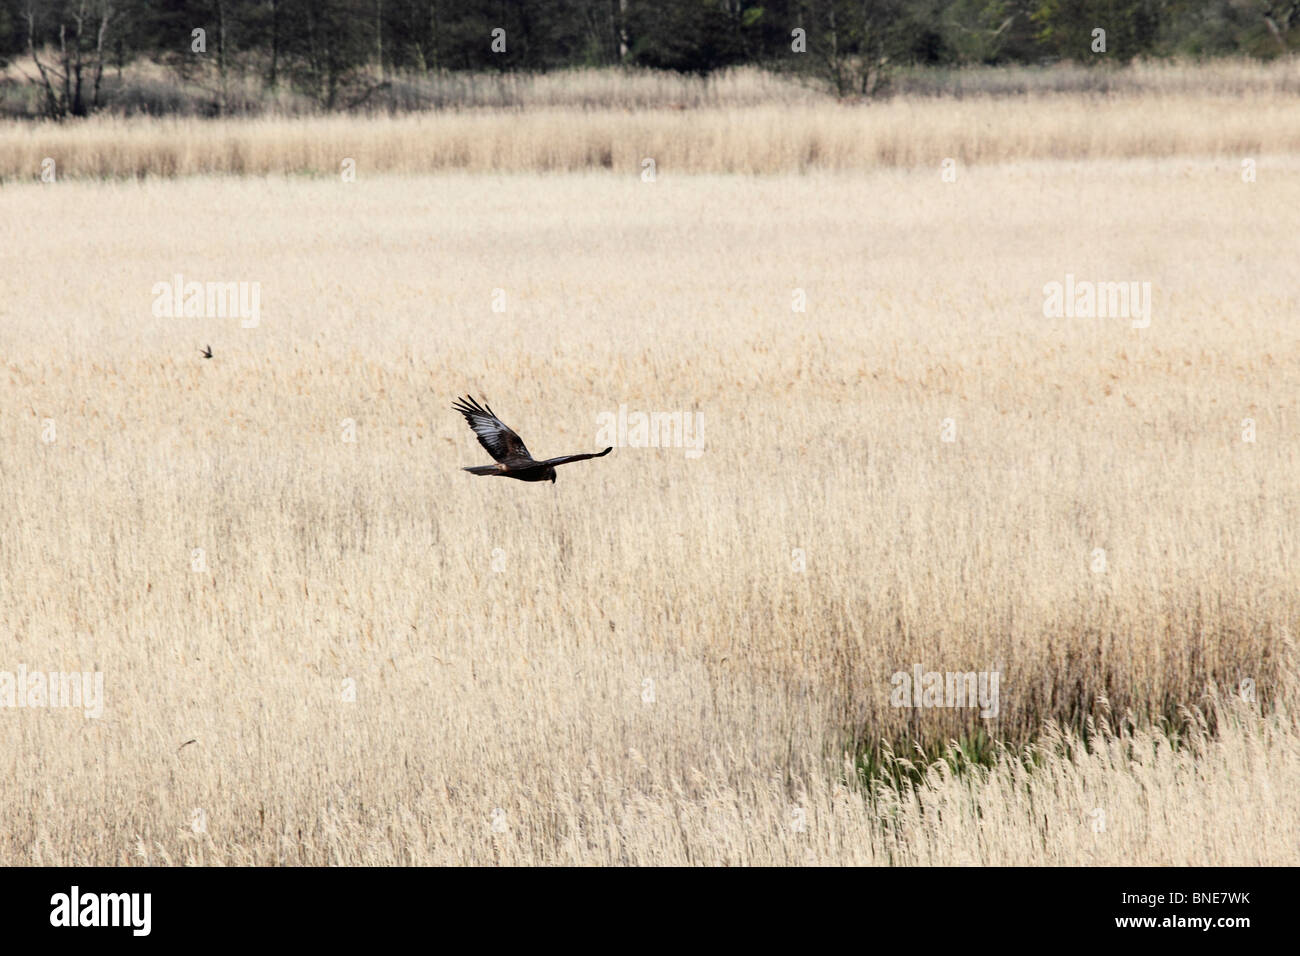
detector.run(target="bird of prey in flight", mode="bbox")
[453,396,612,483]
[199,345,213,359]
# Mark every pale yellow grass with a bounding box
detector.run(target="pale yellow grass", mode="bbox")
[5,92,1300,179]
[1,159,1297,864]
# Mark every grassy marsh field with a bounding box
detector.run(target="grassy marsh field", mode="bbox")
[1,86,1298,864]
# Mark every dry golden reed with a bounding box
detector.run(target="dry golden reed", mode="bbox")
[1,103,1297,864]
[4,92,1300,180]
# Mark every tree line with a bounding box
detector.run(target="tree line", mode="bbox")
[2,0,1296,116]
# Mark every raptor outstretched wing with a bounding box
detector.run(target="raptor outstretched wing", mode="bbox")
[541,447,613,467]
[452,396,534,463]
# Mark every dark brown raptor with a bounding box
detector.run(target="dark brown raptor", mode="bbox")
[453,396,612,483]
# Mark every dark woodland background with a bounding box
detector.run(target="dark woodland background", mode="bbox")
[2,0,1297,117]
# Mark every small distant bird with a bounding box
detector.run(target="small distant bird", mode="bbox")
[199,345,213,359]
[453,395,611,484]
